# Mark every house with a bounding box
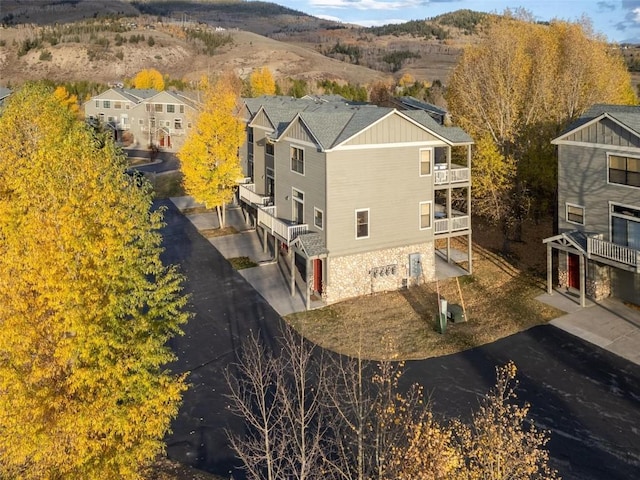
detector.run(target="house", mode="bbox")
[83,88,200,151]
[237,95,474,308]
[543,104,640,307]
[0,87,12,113]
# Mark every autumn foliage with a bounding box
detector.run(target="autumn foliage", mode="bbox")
[0,84,188,479]
[178,73,244,227]
[130,68,165,90]
[249,66,277,97]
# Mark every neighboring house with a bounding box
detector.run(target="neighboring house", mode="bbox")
[83,88,200,151]
[543,104,640,307]
[237,95,474,308]
[387,96,450,125]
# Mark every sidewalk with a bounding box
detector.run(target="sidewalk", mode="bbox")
[537,289,640,365]
[170,196,309,315]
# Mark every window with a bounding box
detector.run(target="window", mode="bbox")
[419,149,432,176]
[291,146,304,175]
[187,122,192,129]
[166,104,175,113]
[155,103,163,113]
[314,208,324,230]
[293,188,304,224]
[165,121,170,127]
[174,118,183,129]
[107,116,114,123]
[150,117,156,128]
[356,209,369,239]
[419,202,432,229]
[126,103,130,109]
[609,154,640,188]
[103,100,110,108]
[139,119,144,125]
[247,127,254,144]
[95,100,99,107]
[566,203,585,225]
[266,167,275,196]
[266,142,274,156]
[611,203,640,249]
[180,105,185,113]
[114,101,122,109]
[146,103,153,112]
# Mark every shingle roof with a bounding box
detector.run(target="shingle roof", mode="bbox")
[243,95,473,149]
[294,233,328,258]
[560,104,640,138]
[402,110,473,144]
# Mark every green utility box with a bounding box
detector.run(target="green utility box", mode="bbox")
[447,304,466,323]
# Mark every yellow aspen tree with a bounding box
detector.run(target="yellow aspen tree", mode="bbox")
[178,73,244,228]
[249,66,276,97]
[131,68,165,90]
[453,362,559,480]
[53,85,80,114]
[0,83,188,479]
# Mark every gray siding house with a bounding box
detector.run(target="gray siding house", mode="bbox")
[544,104,640,306]
[238,96,474,308]
[83,88,199,151]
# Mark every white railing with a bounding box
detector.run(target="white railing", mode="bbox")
[434,165,470,185]
[434,215,470,235]
[238,183,270,206]
[257,205,308,244]
[588,237,640,269]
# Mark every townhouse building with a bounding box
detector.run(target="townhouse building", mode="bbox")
[83,88,200,151]
[544,104,640,307]
[238,95,474,308]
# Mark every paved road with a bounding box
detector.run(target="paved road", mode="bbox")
[125,148,180,173]
[158,200,640,479]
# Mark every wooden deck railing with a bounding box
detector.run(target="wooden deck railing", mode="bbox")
[257,205,308,244]
[433,215,470,235]
[238,183,270,206]
[434,165,470,185]
[587,237,640,269]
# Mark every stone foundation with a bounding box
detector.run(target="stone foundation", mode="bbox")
[586,261,611,301]
[324,242,435,305]
[558,251,568,288]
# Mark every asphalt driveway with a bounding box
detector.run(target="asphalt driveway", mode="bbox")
[158,199,640,480]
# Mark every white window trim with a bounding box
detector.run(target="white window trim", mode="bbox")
[565,202,585,226]
[292,187,304,223]
[314,207,324,231]
[290,145,305,176]
[607,152,640,189]
[355,208,370,239]
[419,201,432,230]
[419,148,433,177]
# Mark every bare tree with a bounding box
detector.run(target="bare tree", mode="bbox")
[225,329,327,480]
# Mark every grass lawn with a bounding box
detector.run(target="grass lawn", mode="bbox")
[228,256,259,270]
[149,171,185,199]
[286,220,562,361]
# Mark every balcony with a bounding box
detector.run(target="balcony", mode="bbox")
[257,205,308,245]
[238,183,271,207]
[587,237,640,271]
[434,215,470,235]
[434,163,470,185]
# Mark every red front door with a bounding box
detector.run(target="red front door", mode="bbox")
[568,253,580,289]
[313,259,323,294]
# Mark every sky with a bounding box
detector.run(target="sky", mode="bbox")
[272,0,640,43]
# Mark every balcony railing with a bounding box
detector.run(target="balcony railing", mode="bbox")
[434,164,470,185]
[587,237,640,270]
[238,183,271,207]
[257,205,308,245]
[434,215,470,235]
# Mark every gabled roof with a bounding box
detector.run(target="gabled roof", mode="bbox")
[244,95,473,151]
[398,96,447,116]
[294,233,328,258]
[553,104,640,144]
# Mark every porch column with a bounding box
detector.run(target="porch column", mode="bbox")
[447,237,451,263]
[306,258,311,310]
[290,249,296,297]
[468,231,473,275]
[579,254,586,307]
[275,239,280,261]
[547,243,553,295]
[263,227,268,253]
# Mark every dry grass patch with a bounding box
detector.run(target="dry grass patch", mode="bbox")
[150,171,185,199]
[286,245,563,361]
[145,456,225,480]
[199,226,239,238]
[228,256,259,270]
